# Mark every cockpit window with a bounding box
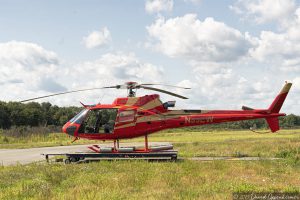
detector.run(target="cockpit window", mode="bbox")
[118,110,136,123]
[69,109,89,124]
[81,109,118,134]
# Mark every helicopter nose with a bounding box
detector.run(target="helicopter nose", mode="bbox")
[62,123,77,136]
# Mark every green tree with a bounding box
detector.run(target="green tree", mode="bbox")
[0,101,11,129]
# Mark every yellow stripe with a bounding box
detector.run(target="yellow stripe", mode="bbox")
[136,115,162,123]
[136,114,182,123]
[135,110,209,123]
[280,83,292,94]
[115,122,136,129]
[126,97,139,106]
[141,98,163,110]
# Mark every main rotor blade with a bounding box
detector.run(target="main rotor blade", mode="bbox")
[140,83,191,89]
[20,86,117,103]
[140,86,189,99]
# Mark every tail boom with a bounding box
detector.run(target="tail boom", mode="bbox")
[164,83,292,133]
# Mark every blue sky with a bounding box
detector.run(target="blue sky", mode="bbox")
[0,0,299,114]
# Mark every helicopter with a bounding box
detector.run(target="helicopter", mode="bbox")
[20,81,292,152]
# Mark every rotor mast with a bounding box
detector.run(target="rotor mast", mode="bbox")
[126,82,138,97]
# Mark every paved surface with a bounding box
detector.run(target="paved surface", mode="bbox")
[0,142,170,166]
[0,143,281,166]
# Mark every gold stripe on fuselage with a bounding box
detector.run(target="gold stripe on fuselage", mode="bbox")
[140,98,163,110]
[136,114,162,123]
[114,122,136,130]
[136,113,183,123]
[126,97,139,106]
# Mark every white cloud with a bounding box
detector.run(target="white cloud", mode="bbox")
[71,53,164,83]
[0,41,165,105]
[38,77,66,92]
[82,27,111,49]
[175,67,291,114]
[145,0,173,14]
[249,9,300,72]
[52,52,165,105]
[230,0,297,25]
[145,13,299,114]
[0,40,58,68]
[145,14,296,112]
[293,77,300,92]
[0,41,64,94]
[147,14,252,62]
[0,40,297,114]
[184,0,202,5]
[190,64,258,105]
[250,31,289,61]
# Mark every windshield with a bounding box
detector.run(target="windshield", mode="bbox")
[69,109,89,124]
[80,108,118,134]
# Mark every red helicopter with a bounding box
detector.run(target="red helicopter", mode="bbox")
[21,81,292,152]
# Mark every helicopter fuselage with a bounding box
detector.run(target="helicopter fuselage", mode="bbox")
[62,92,286,141]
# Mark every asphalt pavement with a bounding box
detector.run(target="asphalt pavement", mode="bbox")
[0,142,280,166]
[0,142,169,166]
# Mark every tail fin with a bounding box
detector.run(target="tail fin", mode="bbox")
[266,117,280,132]
[266,82,292,132]
[268,82,292,113]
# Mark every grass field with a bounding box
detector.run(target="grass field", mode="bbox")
[0,129,300,199]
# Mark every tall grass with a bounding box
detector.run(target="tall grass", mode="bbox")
[0,160,299,200]
[1,129,300,199]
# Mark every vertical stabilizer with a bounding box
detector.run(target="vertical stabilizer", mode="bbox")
[265,82,292,132]
[268,82,292,113]
[266,117,280,133]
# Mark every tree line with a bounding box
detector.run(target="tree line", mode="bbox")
[0,101,299,130]
[0,101,81,129]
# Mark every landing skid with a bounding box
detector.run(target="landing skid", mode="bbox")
[88,134,170,153]
[43,135,178,164]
